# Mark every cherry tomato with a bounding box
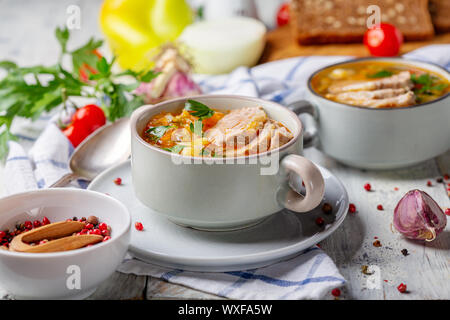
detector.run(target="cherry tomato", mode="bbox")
[72,104,106,134]
[62,123,91,148]
[364,23,403,57]
[276,3,289,27]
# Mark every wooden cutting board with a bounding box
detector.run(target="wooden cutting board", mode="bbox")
[259,25,450,63]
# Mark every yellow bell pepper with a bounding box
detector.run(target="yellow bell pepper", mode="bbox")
[99,0,193,71]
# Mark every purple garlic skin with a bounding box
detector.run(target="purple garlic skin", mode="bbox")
[135,71,202,104]
[394,189,447,241]
[164,71,202,98]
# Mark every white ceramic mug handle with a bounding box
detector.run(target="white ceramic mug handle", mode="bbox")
[280,154,325,212]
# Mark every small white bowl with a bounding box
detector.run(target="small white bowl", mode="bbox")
[0,188,131,299]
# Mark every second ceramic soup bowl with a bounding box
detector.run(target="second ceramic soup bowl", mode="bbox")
[292,57,450,170]
[130,95,325,230]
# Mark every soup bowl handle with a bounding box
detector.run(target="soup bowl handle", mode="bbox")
[287,100,318,148]
[279,154,325,212]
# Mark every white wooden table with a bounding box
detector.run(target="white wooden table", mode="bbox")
[0,0,449,300]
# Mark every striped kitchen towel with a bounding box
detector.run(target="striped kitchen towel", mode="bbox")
[3,44,449,299]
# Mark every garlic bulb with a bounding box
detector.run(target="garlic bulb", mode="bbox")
[393,190,447,241]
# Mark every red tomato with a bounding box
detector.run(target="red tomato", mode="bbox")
[364,23,403,57]
[62,123,91,148]
[276,3,289,27]
[72,104,106,134]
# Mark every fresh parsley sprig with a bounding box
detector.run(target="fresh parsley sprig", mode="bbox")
[184,99,215,119]
[411,73,448,95]
[0,27,159,159]
[145,125,173,141]
[367,70,393,78]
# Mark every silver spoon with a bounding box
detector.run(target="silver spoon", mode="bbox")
[51,117,131,187]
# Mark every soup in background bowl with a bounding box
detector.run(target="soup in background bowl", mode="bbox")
[311,61,450,108]
[289,57,450,170]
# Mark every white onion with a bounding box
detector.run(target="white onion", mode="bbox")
[179,17,266,75]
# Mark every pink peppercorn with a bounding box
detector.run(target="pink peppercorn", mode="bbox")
[135,222,144,231]
[331,288,341,297]
[348,203,356,213]
[397,283,407,293]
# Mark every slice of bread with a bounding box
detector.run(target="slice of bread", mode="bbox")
[429,0,450,32]
[290,0,435,44]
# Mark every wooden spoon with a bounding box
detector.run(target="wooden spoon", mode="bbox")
[9,221,103,253]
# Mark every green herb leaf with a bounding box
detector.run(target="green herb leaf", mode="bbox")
[184,99,214,119]
[96,57,110,75]
[0,61,17,70]
[139,70,160,82]
[430,83,448,92]
[71,37,103,76]
[55,27,70,53]
[411,73,447,94]
[164,144,185,154]
[411,73,434,85]
[0,129,18,160]
[146,125,172,141]
[367,70,393,78]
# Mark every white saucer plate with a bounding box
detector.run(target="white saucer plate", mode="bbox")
[88,160,348,272]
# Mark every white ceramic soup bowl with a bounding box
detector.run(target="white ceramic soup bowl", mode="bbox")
[130,95,325,231]
[0,188,131,299]
[292,57,450,170]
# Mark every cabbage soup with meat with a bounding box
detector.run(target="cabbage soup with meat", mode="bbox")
[142,100,293,157]
[311,61,450,108]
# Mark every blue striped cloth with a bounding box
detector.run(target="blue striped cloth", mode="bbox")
[4,45,450,299]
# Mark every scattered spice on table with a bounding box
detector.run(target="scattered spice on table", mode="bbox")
[394,187,399,191]
[436,177,443,183]
[364,183,372,191]
[322,203,333,214]
[377,204,383,211]
[315,217,325,227]
[427,180,432,187]
[331,288,341,297]
[348,203,356,213]
[373,240,382,247]
[361,265,374,275]
[444,208,450,216]
[113,177,122,185]
[397,283,407,293]
[135,222,144,231]
[401,249,409,256]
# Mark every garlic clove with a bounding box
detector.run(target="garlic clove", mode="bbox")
[393,189,447,242]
